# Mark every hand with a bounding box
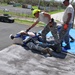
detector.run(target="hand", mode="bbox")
[63,24,68,30]
[49,22,53,27]
[26,28,30,32]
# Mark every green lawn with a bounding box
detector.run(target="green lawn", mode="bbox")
[0,3,8,6]
[0,5,64,26]
[0,9,64,18]
[32,6,38,9]
[15,19,44,27]
[49,10,64,14]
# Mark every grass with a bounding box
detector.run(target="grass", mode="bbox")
[49,9,64,14]
[32,6,38,9]
[0,5,64,26]
[14,8,64,26]
[0,9,64,27]
[0,5,64,18]
[0,3,8,6]
[1,9,63,18]
[0,10,33,18]
[15,19,45,27]
[32,6,64,14]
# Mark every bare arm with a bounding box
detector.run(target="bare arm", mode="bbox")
[63,13,72,30]
[26,20,39,32]
[43,12,51,20]
[66,13,72,24]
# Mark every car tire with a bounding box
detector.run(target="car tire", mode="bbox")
[1,19,4,22]
[9,20,14,23]
[4,19,9,23]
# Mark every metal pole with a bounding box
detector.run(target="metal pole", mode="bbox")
[71,0,74,28]
[38,0,40,8]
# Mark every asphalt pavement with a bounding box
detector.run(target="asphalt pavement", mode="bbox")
[0,5,75,75]
[0,11,75,50]
[0,22,43,50]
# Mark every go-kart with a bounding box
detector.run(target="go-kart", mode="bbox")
[0,14,14,23]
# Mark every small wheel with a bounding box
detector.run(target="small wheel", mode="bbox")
[10,20,14,23]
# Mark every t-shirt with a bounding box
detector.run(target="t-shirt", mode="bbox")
[63,4,74,24]
[37,12,50,24]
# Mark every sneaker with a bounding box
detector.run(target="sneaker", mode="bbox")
[70,39,75,42]
[64,45,70,50]
[43,48,52,56]
[9,34,14,40]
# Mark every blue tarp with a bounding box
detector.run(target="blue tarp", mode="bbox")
[46,29,75,54]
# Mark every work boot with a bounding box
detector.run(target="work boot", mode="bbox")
[49,45,57,52]
[43,48,52,56]
[51,44,62,53]
[56,49,61,53]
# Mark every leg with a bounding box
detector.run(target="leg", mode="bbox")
[59,23,72,49]
[26,42,52,56]
[64,32,70,49]
[41,25,50,43]
[59,28,68,47]
[50,22,62,53]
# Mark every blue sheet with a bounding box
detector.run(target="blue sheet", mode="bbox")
[46,29,75,54]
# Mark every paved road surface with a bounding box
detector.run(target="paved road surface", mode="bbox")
[0,22,43,50]
[0,6,75,75]
[0,5,32,14]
